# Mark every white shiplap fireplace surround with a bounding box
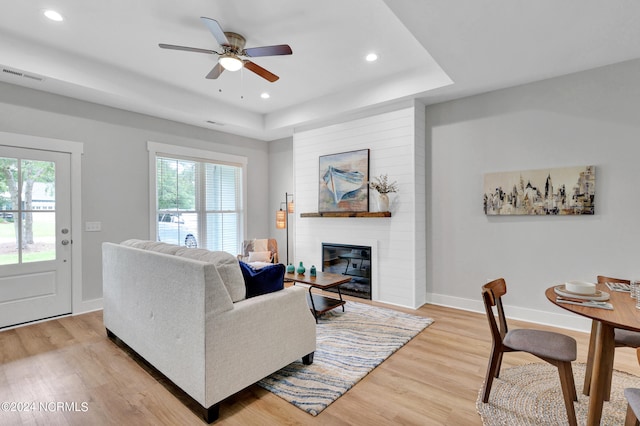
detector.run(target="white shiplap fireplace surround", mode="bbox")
[293,101,427,309]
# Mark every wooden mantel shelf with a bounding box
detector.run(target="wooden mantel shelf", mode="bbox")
[300,212,391,218]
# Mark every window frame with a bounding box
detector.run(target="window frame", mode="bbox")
[147,142,248,252]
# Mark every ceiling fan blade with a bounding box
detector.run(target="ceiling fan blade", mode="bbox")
[244,44,292,57]
[159,43,216,55]
[206,63,225,79]
[200,17,230,46]
[243,61,279,82]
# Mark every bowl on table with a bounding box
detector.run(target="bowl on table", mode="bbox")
[564,280,596,295]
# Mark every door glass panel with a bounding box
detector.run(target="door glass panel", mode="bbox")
[0,157,18,265]
[0,222,18,265]
[0,157,56,265]
[0,158,18,210]
[23,212,55,263]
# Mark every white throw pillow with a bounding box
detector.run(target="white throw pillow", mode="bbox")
[253,238,268,252]
[245,261,273,270]
[248,251,272,263]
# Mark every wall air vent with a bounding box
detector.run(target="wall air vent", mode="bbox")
[2,67,45,82]
[2,68,22,77]
[22,73,44,82]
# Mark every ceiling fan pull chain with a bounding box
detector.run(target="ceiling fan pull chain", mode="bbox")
[240,66,244,99]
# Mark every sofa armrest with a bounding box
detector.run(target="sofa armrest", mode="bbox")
[203,286,316,406]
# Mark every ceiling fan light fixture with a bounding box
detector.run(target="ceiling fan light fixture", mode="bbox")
[160,17,291,82]
[219,54,243,72]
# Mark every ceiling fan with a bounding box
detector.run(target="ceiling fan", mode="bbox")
[159,17,292,82]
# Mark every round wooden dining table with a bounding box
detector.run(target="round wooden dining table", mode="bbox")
[546,283,640,426]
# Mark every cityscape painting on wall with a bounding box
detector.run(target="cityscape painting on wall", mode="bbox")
[319,149,369,212]
[483,165,595,215]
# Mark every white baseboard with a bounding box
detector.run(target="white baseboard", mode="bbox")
[71,293,591,333]
[74,298,103,315]
[426,292,591,333]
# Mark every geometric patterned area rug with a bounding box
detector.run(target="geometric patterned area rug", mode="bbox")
[477,362,640,426]
[257,301,434,416]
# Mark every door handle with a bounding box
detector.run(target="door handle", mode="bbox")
[61,240,70,246]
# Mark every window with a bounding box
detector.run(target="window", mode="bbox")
[148,143,246,256]
[0,157,56,265]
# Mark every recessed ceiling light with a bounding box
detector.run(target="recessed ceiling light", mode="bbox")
[365,53,378,62]
[261,92,270,99]
[43,9,64,22]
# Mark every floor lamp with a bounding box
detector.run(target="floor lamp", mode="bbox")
[276,192,294,264]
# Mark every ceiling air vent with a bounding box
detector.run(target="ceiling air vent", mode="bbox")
[2,67,45,82]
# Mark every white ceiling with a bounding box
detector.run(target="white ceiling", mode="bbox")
[1,0,640,141]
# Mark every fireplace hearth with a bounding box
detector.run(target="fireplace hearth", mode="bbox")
[322,243,371,300]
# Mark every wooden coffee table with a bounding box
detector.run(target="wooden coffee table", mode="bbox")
[285,271,351,322]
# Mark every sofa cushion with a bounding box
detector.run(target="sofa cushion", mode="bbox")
[239,262,285,298]
[175,248,246,302]
[120,238,146,247]
[120,239,183,255]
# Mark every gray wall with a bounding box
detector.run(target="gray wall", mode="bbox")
[427,58,640,330]
[268,137,294,265]
[0,82,270,305]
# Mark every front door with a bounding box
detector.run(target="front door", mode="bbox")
[0,146,72,328]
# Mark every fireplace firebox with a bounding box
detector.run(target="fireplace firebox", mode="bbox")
[322,243,371,299]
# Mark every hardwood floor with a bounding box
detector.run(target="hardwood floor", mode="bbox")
[1,296,638,425]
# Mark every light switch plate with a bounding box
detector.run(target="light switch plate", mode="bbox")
[85,221,102,232]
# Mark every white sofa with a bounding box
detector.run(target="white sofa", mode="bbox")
[102,240,316,422]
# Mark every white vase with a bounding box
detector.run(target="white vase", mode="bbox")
[377,193,389,212]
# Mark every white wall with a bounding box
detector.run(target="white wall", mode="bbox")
[293,101,426,308]
[0,82,271,311]
[426,58,640,331]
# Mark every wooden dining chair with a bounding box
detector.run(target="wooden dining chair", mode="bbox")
[624,348,640,426]
[583,275,640,400]
[481,278,578,426]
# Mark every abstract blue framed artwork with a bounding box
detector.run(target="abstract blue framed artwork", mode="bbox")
[484,165,595,215]
[319,149,369,212]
